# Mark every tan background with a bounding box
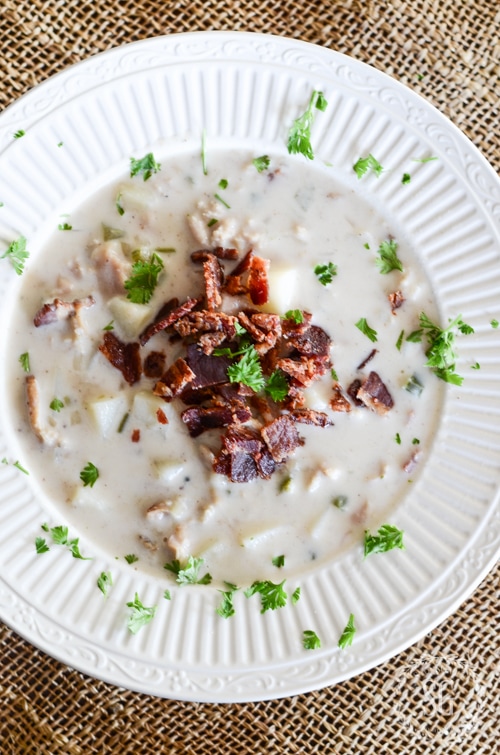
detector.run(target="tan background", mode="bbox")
[1,1,499,753]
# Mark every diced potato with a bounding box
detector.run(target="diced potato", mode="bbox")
[117,183,157,213]
[262,266,297,314]
[88,394,129,437]
[69,485,105,510]
[107,296,153,340]
[152,459,184,482]
[131,391,168,429]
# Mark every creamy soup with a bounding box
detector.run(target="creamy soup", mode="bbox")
[7,150,443,585]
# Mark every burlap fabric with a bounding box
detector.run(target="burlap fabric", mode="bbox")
[0,1,498,753]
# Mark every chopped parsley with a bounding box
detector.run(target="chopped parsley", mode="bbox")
[338,613,356,649]
[50,398,64,412]
[395,330,405,351]
[13,461,29,475]
[97,571,113,596]
[291,587,301,604]
[214,192,230,209]
[126,593,157,634]
[216,582,239,619]
[164,556,212,586]
[284,309,304,324]
[19,352,30,373]
[331,368,338,381]
[13,129,25,139]
[355,317,378,343]
[80,462,99,488]
[491,319,499,329]
[412,156,438,163]
[375,239,404,274]
[35,537,50,554]
[364,524,404,557]
[103,320,114,331]
[402,173,411,185]
[227,345,265,392]
[1,236,29,275]
[412,437,420,445]
[58,222,72,231]
[116,193,125,216]
[471,361,481,370]
[201,129,207,175]
[303,630,321,650]
[332,495,348,509]
[124,553,139,564]
[102,224,124,241]
[164,589,171,600]
[287,90,328,160]
[130,153,161,181]
[395,433,401,445]
[45,524,91,559]
[218,178,228,190]
[207,218,218,227]
[272,555,285,568]
[314,261,337,286]
[244,579,288,613]
[411,312,474,384]
[353,154,383,179]
[265,370,289,402]
[124,253,164,304]
[253,155,270,172]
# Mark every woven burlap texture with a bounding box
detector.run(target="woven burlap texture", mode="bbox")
[1,1,499,754]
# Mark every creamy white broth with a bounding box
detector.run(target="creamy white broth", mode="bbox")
[8,150,443,586]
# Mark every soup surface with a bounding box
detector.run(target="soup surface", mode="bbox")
[7,150,442,585]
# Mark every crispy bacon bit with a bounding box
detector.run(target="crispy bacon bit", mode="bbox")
[99,332,142,385]
[153,358,195,400]
[347,379,365,407]
[224,250,254,296]
[139,297,201,345]
[282,311,312,338]
[287,324,331,357]
[356,371,394,415]
[388,290,405,313]
[156,408,168,425]
[238,311,281,354]
[277,355,329,386]
[248,254,269,305]
[357,349,378,370]
[290,409,333,427]
[330,384,352,412]
[143,351,166,378]
[184,344,232,389]
[131,429,141,443]
[191,247,239,262]
[202,253,224,311]
[261,415,304,463]
[34,295,95,327]
[181,400,251,437]
[173,311,237,342]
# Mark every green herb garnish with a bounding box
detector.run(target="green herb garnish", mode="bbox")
[1,236,29,275]
[97,571,113,596]
[227,345,265,392]
[314,261,337,286]
[291,587,301,604]
[216,582,239,619]
[201,129,207,175]
[130,153,161,181]
[164,556,212,586]
[355,317,378,343]
[252,155,270,172]
[272,555,285,568]
[303,630,321,650]
[353,154,383,179]
[13,461,29,475]
[13,129,25,139]
[287,90,328,160]
[50,398,64,412]
[214,193,230,209]
[124,554,139,564]
[491,319,499,329]
[244,580,287,613]
[35,537,50,554]
[284,309,304,324]
[124,253,164,304]
[375,239,403,274]
[126,593,157,634]
[58,222,72,231]
[80,462,99,488]
[364,524,404,557]
[395,330,405,351]
[218,178,228,189]
[265,370,289,402]
[338,613,356,649]
[417,312,474,384]
[402,173,411,185]
[19,352,30,373]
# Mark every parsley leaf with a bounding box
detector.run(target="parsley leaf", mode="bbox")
[218,178,228,189]
[364,524,404,557]
[58,222,72,231]
[164,589,171,600]
[116,193,125,216]
[412,156,438,163]
[19,352,30,373]
[265,370,289,402]
[35,537,50,554]
[126,592,157,634]
[68,538,91,560]
[272,555,285,568]
[97,571,113,596]
[355,317,378,342]
[13,460,29,474]
[253,155,270,172]
[338,613,356,649]
[1,236,29,275]
[303,629,321,650]
[124,253,164,304]
[287,90,328,160]
[130,153,161,181]
[164,556,212,586]
[227,345,265,392]
[216,582,239,619]
[50,525,69,545]
[80,462,99,488]
[124,553,139,564]
[284,309,304,324]
[103,320,114,331]
[244,579,287,613]
[291,587,301,604]
[375,239,404,274]
[13,129,25,139]
[314,262,337,286]
[332,495,348,509]
[491,319,499,329]
[50,398,64,412]
[395,330,405,351]
[353,154,383,179]
[395,433,401,445]
[418,312,474,384]
[214,193,230,209]
[402,173,411,185]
